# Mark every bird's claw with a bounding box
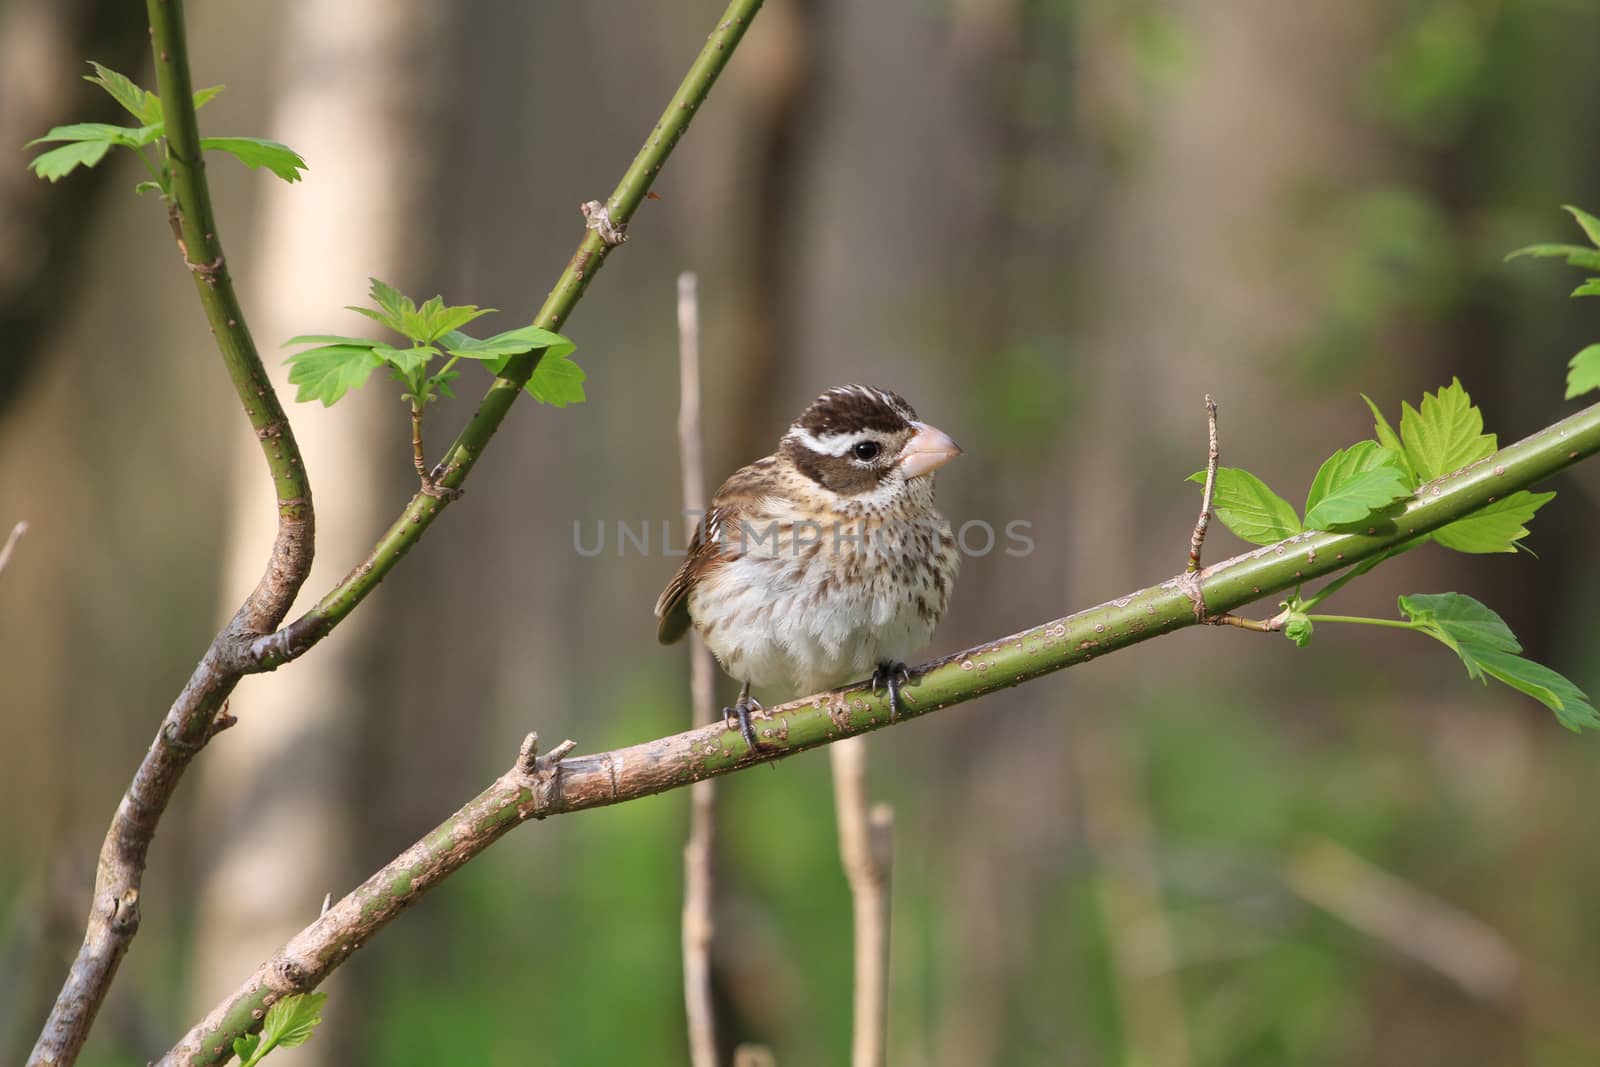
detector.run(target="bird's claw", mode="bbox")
[723,690,764,754]
[871,661,915,722]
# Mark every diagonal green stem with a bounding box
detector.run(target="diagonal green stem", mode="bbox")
[241,0,766,671]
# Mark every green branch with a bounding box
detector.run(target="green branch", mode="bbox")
[28,4,316,1064]
[239,0,766,671]
[167,398,1600,1065]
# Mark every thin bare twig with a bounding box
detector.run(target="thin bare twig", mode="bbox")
[676,271,721,1067]
[831,737,893,1067]
[0,520,28,578]
[1186,395,1219,574]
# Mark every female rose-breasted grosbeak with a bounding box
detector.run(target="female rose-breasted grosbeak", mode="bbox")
[655,385,962,750]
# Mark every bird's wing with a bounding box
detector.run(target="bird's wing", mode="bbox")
[655,504,733,645]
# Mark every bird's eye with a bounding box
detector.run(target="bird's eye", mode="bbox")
[852,440,882,461]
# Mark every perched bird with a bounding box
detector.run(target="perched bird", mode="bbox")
[655,384,963,750]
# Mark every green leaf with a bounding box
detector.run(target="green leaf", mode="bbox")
[346,304,404,334]
[285,344,386,406]
[258,991,328,1051]
[1563,204,1600,248]
[200,137,307,182]
[233,1034,261,1065]
[444,326,576,362]
[424,304,496,342]
[1398,377,1496,480]
[367,278,413,320]
[373,343,437,377]
[1430,490,1554,554]
[1567,344,1600,400]
[1360,393,1415,483]
[1399,592,1597,731]
[525,353,587,407]
[283,334,380,348]
[1398,593,1520,665]
[85,62,157,124]
[1573,279,1600,298]
[27,122,147,147]
[1471,649,1600,733]
[192,84,225,113]
[27,139,116,182]
[1186,467,1301,545]
[1302,441,1413,529]
[1505,243,1600,271]
[428,368,462,400]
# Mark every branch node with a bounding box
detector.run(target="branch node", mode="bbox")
[1187,394,1220,574]
[203,700,238,741]
[581,200,628,246]
[185,253,226,281]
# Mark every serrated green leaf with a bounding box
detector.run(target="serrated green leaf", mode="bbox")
[1567,344,1600,400]
[372,343,436,377]
[1431,490,1554,554]
[233,1034,261,1065]
[1398,593,1520,661]
[1399,593,1596,730]
[525,353,587,407]
[1472,648,1599,732]
[27,122,135,147]
[424,305,496,342]
[366,278,412,320]
[1186,467,1301,545]
[1359,394,1415,483]
[1398,378,1496,480]
[1505,243,1600,270]
[446,326,576,362]
[345,305,404,334]
[200,137,307,182]
[428,368,462,401]
[85,62,156,123]
[282,334,380,349]
[1563,204,1600,248]
[28,140,116,182]
[192,84,225,113]
[1302,441,1413,529]
[258,991,328,1051]
[284,344,386,406]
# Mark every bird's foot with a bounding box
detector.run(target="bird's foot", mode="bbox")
[723,689,764,753]
[871,661,916,722]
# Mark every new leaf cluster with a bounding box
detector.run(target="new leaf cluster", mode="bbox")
[1508,204,1600,401]
[284,278,583,408]
[26,62,306,191]
[1188,379,1551,553]
[1190,380,1593,731]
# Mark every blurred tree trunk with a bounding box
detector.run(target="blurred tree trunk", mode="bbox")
[185,2,448,1061]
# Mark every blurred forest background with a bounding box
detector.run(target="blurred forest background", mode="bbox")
[3,0,1600,1064]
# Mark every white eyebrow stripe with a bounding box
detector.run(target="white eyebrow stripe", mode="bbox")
[784,427,894,457]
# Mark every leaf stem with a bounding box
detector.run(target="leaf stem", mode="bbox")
[1305,614,1420,631]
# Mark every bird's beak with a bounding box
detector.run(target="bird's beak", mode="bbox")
[898,421,963,479]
